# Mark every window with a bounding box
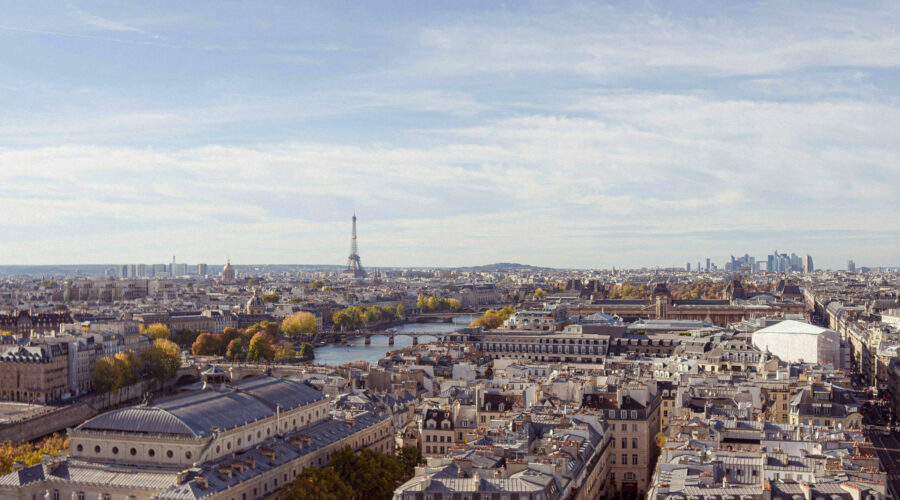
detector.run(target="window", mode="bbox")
[167,450,174,458]
[632,454,638,465]
[130,448,137,456]
[632,424,638,432]
[610,455,616,464]
[632,438,638,449]
[185,451,193,459]
[621,454,627,464]
[94,445,101,454]
[621,438,627,448]
[76,444,83,452]
[52,490,59,500]
[148,449,155,457]
[77,493,84,500]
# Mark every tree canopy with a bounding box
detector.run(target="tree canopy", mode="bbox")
[247,332,275,362]
[144,339,181,383]
[282,311,318,337]
[332,304,403,331]
[416,294,461,312]
[143,323,171,340]
[282,446,420,500]
[469,306,516,329]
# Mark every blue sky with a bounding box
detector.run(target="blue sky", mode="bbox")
[0,1,898,269]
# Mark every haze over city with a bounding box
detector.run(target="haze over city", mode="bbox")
[1,1,899,268]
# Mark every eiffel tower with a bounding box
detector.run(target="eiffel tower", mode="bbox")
[342,212,367,278]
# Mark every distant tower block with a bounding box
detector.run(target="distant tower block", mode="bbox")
[342,212,367,278]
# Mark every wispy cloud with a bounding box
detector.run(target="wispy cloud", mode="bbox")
[73,7,147,34]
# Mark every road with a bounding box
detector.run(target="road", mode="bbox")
[867,429,900,499]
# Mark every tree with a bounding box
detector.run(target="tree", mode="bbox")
[0,330,14,336]
[532,288,547,299]
[363,306,381,324]
[282,312,318,337]
[93,357,118,393]
[299,342,315,361]
[284,466,352,500]
[226,338,245,361]
[173,329,203,347]
[114,351,142,387]
[470,306,515,330]
[396,304,405,317]
[260,293,280,303]
[247,332,275,362]
[398,446,421,477]
[192,333,224,356]
[309,280,326,290]
[0,433,68,475]
[143,323,171,340]
[274,342,298,361]
[144,339,181,383]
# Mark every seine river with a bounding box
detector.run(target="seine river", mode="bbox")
[313,316,476,366]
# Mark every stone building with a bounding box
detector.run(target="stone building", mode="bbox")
[0,311,74,338]
[0,342,68,403]
[582,384,661,499]
[0,372,393,500]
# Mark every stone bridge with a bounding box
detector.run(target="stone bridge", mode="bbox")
[323,329,457,346]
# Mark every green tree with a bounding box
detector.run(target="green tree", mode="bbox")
[247,332,275,362]
[284,466,352,500]
[299,342,315,361]
[93,357,118,393]
[396,304,405,317]
[398,446,421,477]
[226,338,245,361]
[260,293,280,303]
[143,323,171,340]
[113,351,142,388]
[274,342,298,361]
[532,288,547,299]
[144,339,181,383]
[282,312,318,337]
[363,306,382,324]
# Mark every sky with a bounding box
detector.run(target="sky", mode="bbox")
[0,1,898,269]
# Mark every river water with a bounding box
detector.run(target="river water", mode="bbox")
[313,316,476,366]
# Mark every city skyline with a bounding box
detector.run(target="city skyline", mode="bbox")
[1,1,899,268]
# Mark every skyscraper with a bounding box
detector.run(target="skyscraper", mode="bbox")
[803,254,814,274]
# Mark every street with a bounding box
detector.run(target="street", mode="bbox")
[867,429,900,499]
